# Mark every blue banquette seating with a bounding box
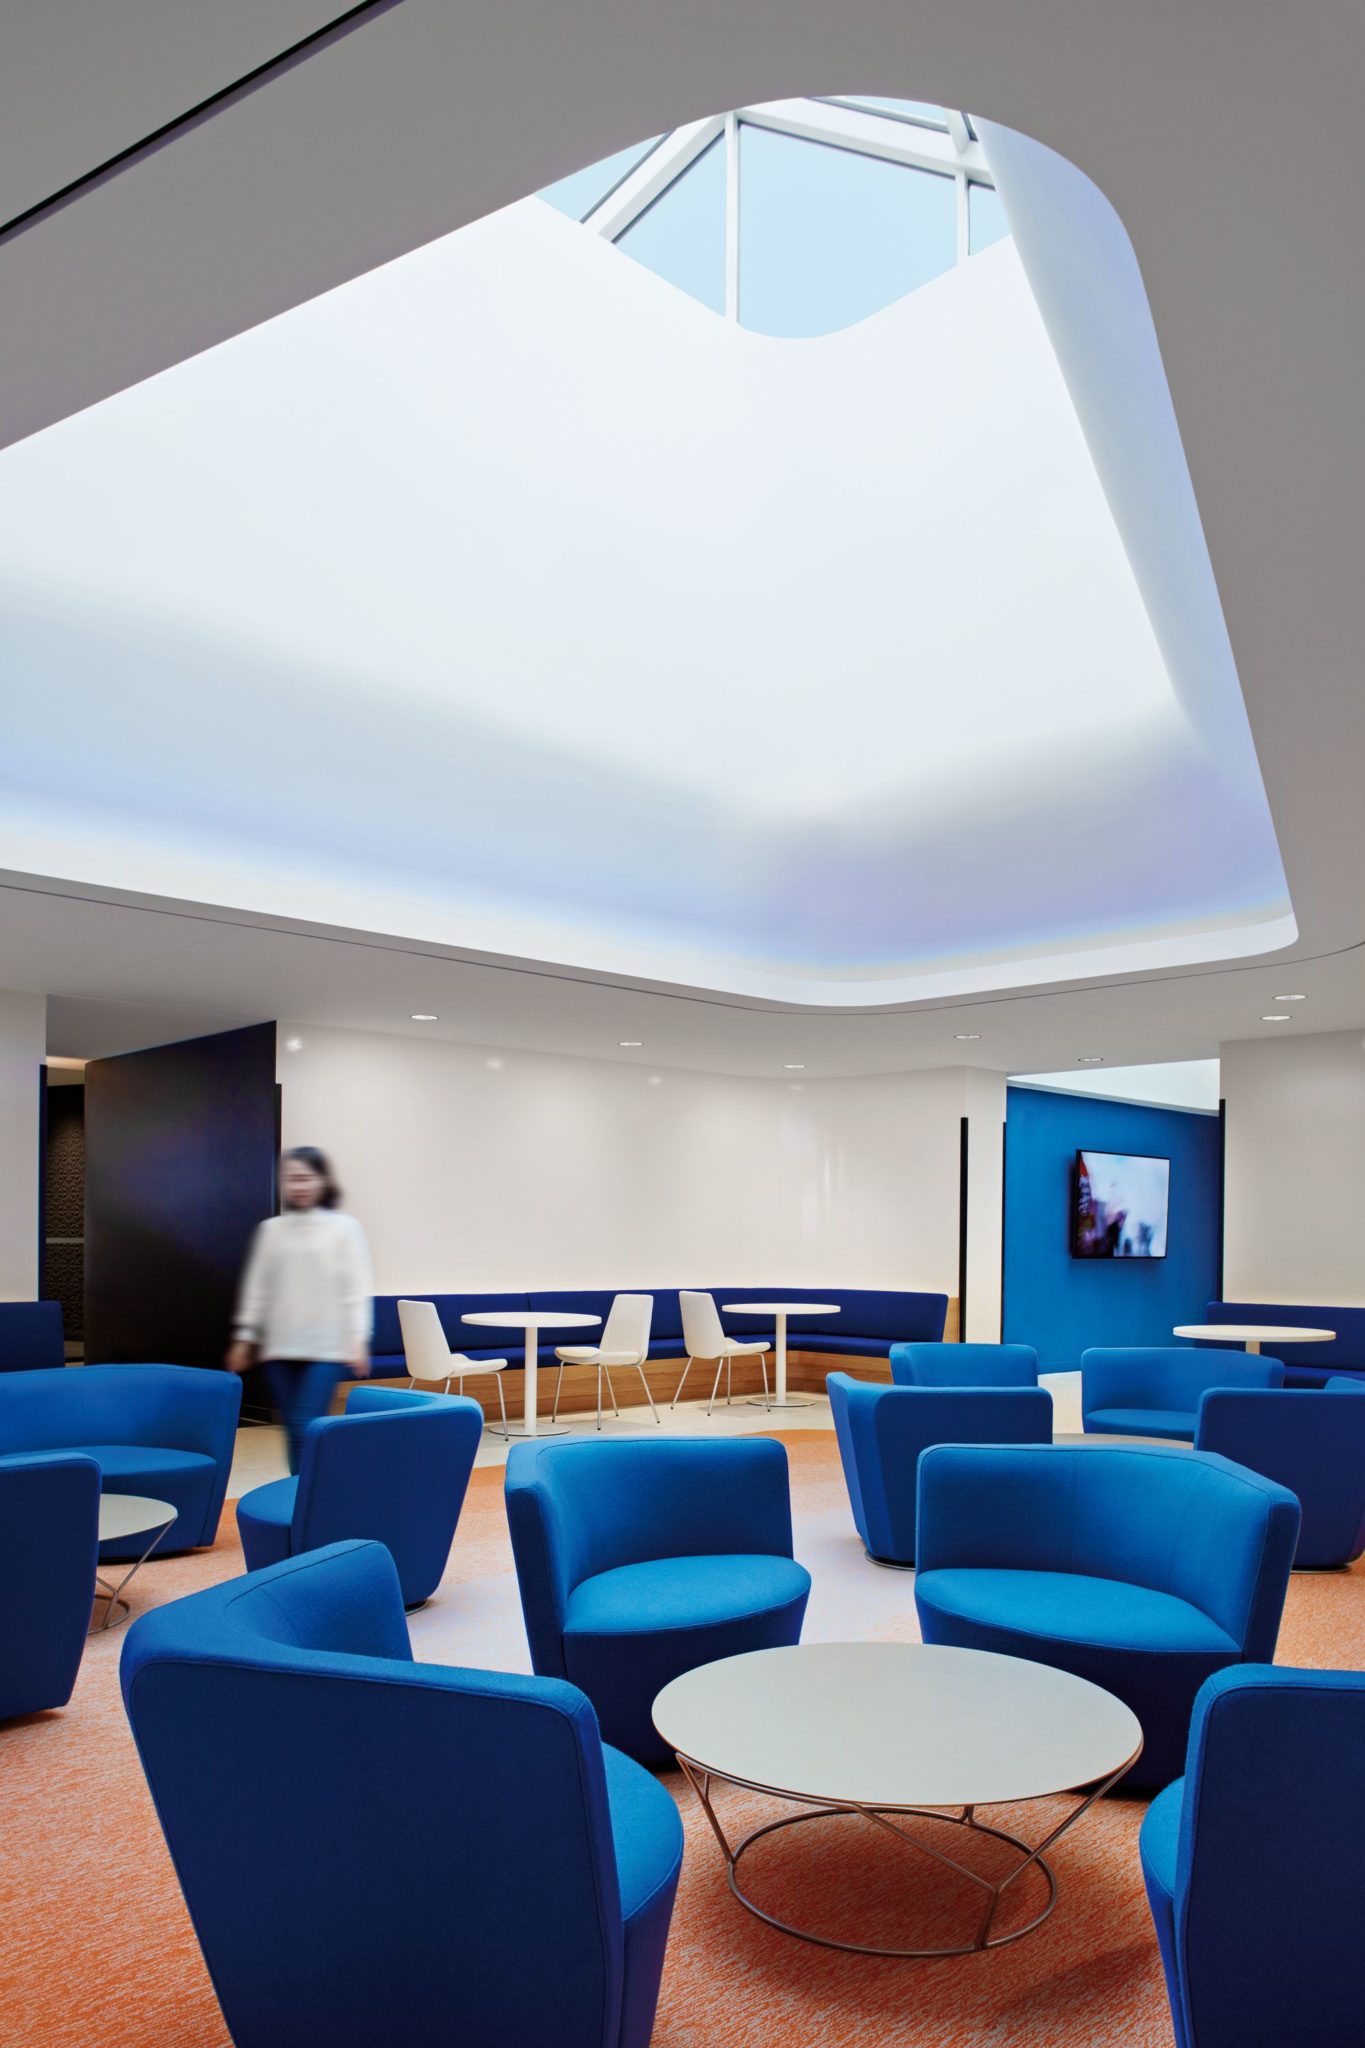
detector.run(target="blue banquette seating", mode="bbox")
[1200,1300,1365,1387]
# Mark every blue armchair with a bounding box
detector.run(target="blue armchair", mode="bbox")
[505,1437,811,1764]
[1141,1666,1365,2048]
[828,1372,1052,1565]
[914,1443,1300,1787]
[237,1385,483,1607]
[0,1301,64,1373]
[0,1451,100,1719]
[0,1364,241,1559]
[890,1341,1039,1387]
[1195,1385,1365,1569]
[121,1540,682,2048]
[1082,1346,1283,1441]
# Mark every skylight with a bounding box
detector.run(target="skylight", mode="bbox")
[537,97,1010,339]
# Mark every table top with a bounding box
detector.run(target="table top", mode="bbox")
[1053,1432,1191,1450]
[653,1642,1141,1810]
[462,1310,601,1330]
[98,1494,177,1542]
[721,1302,841,1316]
[1174,1323,1336,1344]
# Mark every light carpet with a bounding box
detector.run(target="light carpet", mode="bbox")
[2,1430,1361,2047]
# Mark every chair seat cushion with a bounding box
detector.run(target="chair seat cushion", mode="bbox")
[567,1554,811,1637]
[1086,1408,1198,1441]
[236,1477,299,1573]
[78,1443,217,1484]
[602,1742,685,1921]
[915,1568,1237,1656]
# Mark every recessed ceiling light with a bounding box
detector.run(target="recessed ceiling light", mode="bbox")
[954,1033,981,1041]
[485,1055,504,1070]
[411,1013,439,1022]
[1273,993,1306,1002]
[283,1035,304,1054]
[783,1063,806,1070]
[1261,1014,1291,1023]
[647,1074,663,1086]
[1077,1055,1105,1063]
[618,1040,643,1047]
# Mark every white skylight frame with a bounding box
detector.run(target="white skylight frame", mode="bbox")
[572,98,999,316]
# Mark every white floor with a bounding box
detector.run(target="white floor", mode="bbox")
[226,1370,1084,1498]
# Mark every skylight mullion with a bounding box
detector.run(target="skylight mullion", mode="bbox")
[737,98,987,182]
[583,117,726,241]
[724,112,740,319]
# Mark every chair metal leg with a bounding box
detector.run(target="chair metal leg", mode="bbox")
[672,1357,695,1409]
[637,1363,661,1424]
[726,1357,734,1406]
[595,1366,604,1431]
[494,1374,509,1438]
[758,1354,772,1410]
[603,1366,620,1418]
[552,1363,566,1424]
[707,1359,724,1416]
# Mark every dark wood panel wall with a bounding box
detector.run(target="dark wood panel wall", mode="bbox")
[84,1022,277,1368]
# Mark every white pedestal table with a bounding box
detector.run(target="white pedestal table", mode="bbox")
[461,1310,601,1438]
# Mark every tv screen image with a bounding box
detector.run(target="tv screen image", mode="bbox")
[1073,1149,1170,1259]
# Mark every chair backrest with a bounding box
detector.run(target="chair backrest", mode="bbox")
[1196,1387,1365,1568]
[293,1386,483,1605]
[599,1292,653,1360]
[505,1436,797,1676]
[915,1443,1300,1654]
[1082,1346,1283,1414]
[120,1541,637,2048]
[0,1301,65,1373]
[891,1342,1039,1388]
[1167,1665,1365,2048]
[0,1450,100,1719]
[397,1298,456,1380]
[827,1374,1052,1562]
[679,1290,727,1356]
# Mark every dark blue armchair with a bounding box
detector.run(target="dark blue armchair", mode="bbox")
[889,1341,1039,1387]
[915,1442,1300,1786]
[237,1385,483,1607]
[1082,1346,1283,1441]
[828,1372,1052,1564]
[1195,1385,1365,1569]
[121,1541,682,2048]
[0,1364,241,1559]
[506,1437,811,1764]
[1141,1665,1365,2047]
[1,1451,100,1719]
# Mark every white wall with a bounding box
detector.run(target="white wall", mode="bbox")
[0,989,44,1299]
[1222,1030,1365,1304]
[279,1024,1000,1315]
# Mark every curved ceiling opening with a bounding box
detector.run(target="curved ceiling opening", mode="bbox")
[0,94,1293,1005]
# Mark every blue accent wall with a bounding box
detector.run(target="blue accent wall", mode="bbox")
[1003,1085,1222,1370]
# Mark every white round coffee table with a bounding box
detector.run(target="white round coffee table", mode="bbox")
[1174,1322,1335,1355]
[461,1310,600,1438]
[654,1641,1141,1957]
[92,1494,176,1632]
[722,1302,840,1410]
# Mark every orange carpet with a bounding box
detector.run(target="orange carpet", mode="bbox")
[3,1430,1362,2047]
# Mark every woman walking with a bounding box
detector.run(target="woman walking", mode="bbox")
[227,1146,373,1473]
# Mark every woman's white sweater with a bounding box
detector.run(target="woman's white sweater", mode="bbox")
[233,1208,373,1363]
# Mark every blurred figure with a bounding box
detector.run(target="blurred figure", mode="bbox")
[227,1146,373,1474]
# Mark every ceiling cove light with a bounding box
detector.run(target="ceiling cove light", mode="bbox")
[0,94,1293,1011]
[411,1013,439,1022]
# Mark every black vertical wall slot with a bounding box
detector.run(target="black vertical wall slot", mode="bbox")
[958,1114,969,1339]
[1215,1097,1227,1299]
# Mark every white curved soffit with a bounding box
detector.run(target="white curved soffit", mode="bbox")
[0,118,1292,1006]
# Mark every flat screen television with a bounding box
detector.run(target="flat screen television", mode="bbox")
[1073,1149,1170,1259]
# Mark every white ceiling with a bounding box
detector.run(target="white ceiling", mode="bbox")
[1,0,1363,1071]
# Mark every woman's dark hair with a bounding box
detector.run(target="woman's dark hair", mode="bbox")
[281,1146,341,1209]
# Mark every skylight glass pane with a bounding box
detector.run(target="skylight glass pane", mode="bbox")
[615,139,726,313]
[539,137,663,222]
[818,95,950,131]
[969,181,1010,253]
[738,127,956,338]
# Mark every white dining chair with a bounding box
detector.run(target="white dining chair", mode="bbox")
[552,1293,658,1430]
[671,1291,771,1414]
[397,1298,510,1437]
